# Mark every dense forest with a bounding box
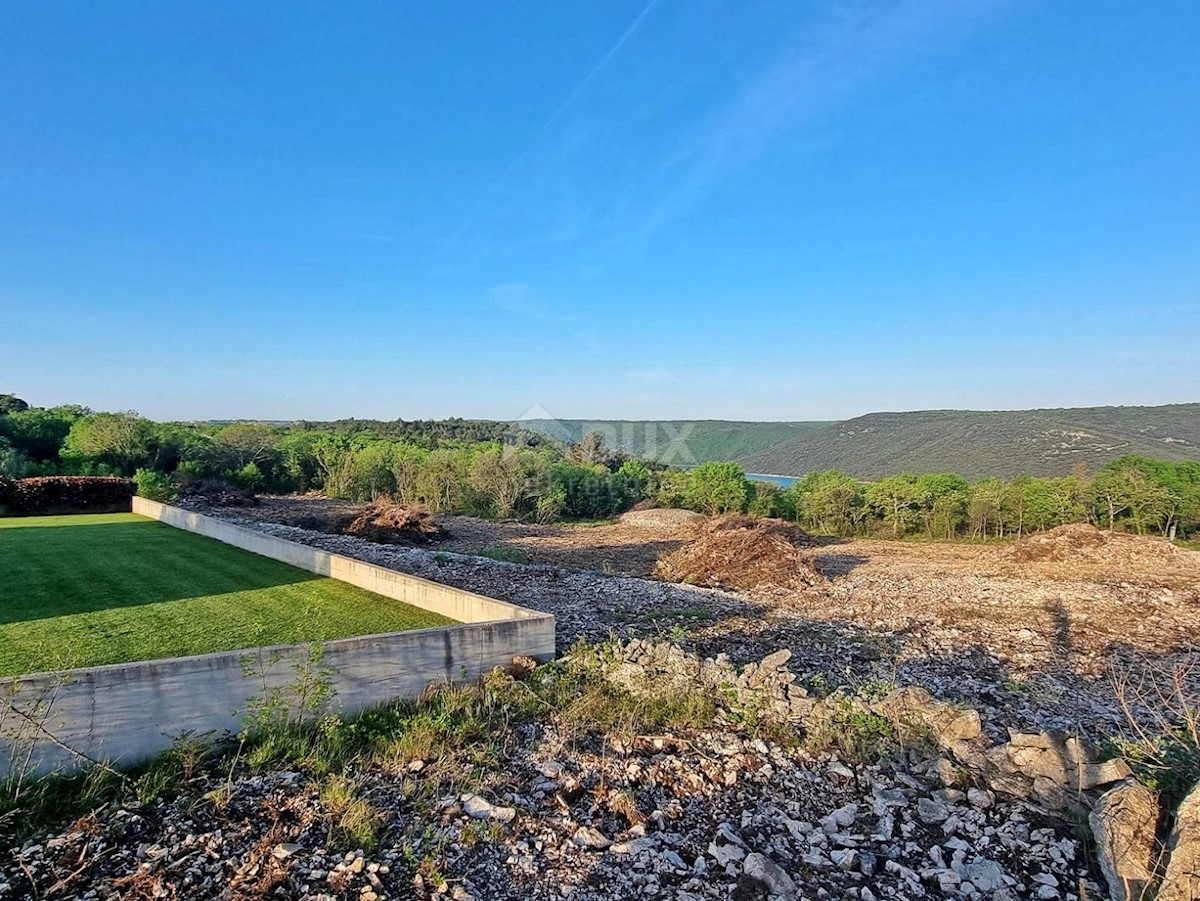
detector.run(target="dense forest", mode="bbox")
[519,419,830,464]
[742,404,1200,479]
[2,394,1197,540]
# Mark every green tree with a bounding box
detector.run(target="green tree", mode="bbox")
[275,430,325,491]
[968,478,1010,539]
[1090,456,1174,534]
[915,473,970,539]
[864,474,921,537]
[387,443,429,504]
[791,470,864,534]
[311,435,356,498]
[652,468,689,509]
[416,447,472,511]
[62,412,155,474]
[684,462,749,515]
[471,446,543,518]
[613,459,653,509]
[0,394,29,414]
[348,441,396,501]
[0,437,27,476]
[214,423,279,470]
[0,406,83,462]
[747,481,791,518]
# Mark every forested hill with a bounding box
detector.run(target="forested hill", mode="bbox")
[519,419,831,465]
[739,404,1200,480]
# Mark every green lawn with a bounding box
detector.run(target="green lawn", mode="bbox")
[0,513,455,676]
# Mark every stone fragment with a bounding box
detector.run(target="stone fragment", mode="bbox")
[822,803,858,832]
[965,859,1007,893]
[1158,780,1200,901]
[875,686,982,747]
[967,787,994,809]
[1089,779,1159,901]
[572,826,611,851]
[462,794,516,824]
[743,852,797,898]
[917,798,949,824]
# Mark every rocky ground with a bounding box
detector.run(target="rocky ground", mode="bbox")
[1,717,1105,901]
[194,504,1200,741]
[4,501,1199,900]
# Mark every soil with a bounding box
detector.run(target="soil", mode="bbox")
[182,495,1200,741]
[233,495,1200,586]
[231,495,696,576]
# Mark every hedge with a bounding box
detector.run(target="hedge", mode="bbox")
[0,476,136,515]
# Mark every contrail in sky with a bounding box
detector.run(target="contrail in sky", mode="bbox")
[444,0,663,249]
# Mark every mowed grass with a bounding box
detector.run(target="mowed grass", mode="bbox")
[0,513,455,676]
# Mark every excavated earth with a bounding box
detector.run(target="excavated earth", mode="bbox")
[3,498,1199,901]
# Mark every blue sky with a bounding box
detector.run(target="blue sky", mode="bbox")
[2,1,1198,421]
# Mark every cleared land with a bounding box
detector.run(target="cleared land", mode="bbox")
[0,513,454,676]
[210,495,1200,734]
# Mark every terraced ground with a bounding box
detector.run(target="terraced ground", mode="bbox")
[0,513,454,676]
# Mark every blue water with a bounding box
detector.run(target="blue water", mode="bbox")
[746,472,798,488]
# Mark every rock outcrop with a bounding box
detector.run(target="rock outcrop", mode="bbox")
[1089,779,1161,901]
[1159,780,1200,901]
[603,640,816,724]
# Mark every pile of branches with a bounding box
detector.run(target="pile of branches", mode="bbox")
[1009,523,1185,566]
[338,502,447,545]
[177,477,259,507]
[655,515,821,590]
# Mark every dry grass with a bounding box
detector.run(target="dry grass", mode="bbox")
[655,515,822,590]
[617,508,705,530]
[319,775,383,850]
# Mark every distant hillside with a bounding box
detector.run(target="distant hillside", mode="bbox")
[739,404,1200,480]
[520,419,831,465]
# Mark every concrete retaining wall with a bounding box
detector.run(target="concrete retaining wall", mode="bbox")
[131,498,543,625]
[2,501,555,775]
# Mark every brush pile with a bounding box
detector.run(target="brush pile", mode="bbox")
[176,477,258,507]
[1008,522,1188,567]
[654,515,821,590]
[617,508,705,530]
[339,502,447,545]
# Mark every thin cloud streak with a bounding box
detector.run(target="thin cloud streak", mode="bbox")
[444,0,663,250]
[626,0,1007,244]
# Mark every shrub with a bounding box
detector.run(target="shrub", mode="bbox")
[232,462,265,491]
[0,476,135,515]
[133,468,177,502]
[477,545,530,564]
[0,439,28,478]
[684,462,750,515]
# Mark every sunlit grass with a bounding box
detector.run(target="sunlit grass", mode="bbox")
[0,513,454,675]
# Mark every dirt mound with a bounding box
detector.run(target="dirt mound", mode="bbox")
[339,502,447,545]
[617,508,705,530]
[655,515,821,590]
[1009,523,1186,566]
